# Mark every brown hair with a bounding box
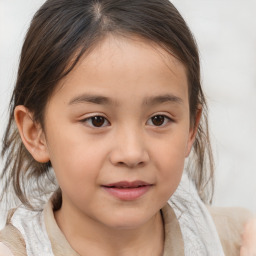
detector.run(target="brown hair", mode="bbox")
[1,0,214,209]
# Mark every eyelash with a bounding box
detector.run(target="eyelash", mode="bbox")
[82,115,110,128]
[81,114,173,128]
[146,114,173,127]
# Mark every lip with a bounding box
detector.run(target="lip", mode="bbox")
[102,181,153,201]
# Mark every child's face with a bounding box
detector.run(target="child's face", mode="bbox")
[43,35,196,229]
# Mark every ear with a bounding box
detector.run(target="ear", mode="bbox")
[14,105,50,163]
[185,106,202,157]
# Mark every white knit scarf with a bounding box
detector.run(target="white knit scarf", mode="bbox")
[169,172,225,255]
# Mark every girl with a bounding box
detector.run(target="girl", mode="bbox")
[0,0,252,255]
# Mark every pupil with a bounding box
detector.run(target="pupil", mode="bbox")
[152,115,164,126]
[92,116,105,127]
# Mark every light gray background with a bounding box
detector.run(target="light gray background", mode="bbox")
[1,0,256,228]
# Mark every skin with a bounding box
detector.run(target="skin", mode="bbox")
[15,35,200,256]
[240,219,256,256]
[0,243,14,256]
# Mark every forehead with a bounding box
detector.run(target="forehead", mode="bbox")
[52,35,189,105]
[82,35,186,79]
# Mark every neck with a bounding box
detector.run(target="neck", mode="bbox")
[54,200,164,256]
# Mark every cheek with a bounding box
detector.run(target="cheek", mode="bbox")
[152,132,189,191]
[154,132,189,169]
[45,129,104,196]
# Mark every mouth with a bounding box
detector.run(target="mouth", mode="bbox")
[102,181,153,201]
[103,181,151,188]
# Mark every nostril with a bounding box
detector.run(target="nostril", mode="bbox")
[109,146,150,168]
[117,161,146,168]
[138,161,146,167]
[116,161,126,167]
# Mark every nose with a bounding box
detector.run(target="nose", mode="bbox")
[109,127,150,168]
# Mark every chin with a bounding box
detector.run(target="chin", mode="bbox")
[103,210,154,230]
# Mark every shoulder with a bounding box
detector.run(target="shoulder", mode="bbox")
[0,223,26,256]
[207,205,253,256]
[0,209,27,256]
[240,218,256,255]
[0,242,14,256]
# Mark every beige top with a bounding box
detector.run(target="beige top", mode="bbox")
[0,202,184,256]
[0,201,252,256]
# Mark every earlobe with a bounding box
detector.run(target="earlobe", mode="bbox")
[185,106,202,157]
[14,105,50,163]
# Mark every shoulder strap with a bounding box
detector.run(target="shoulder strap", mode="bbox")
[43,200,80,256]
[161,204,184,256]
[208,206,253,256]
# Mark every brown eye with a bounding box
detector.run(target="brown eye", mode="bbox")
[84,116,110,128]
[151,115,165,126]
[91,116,105,127]
[147,115,171,127]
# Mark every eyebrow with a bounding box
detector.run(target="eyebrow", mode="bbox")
[143,94,183,106]
[69,94,112,105]
[69,93,183,106]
